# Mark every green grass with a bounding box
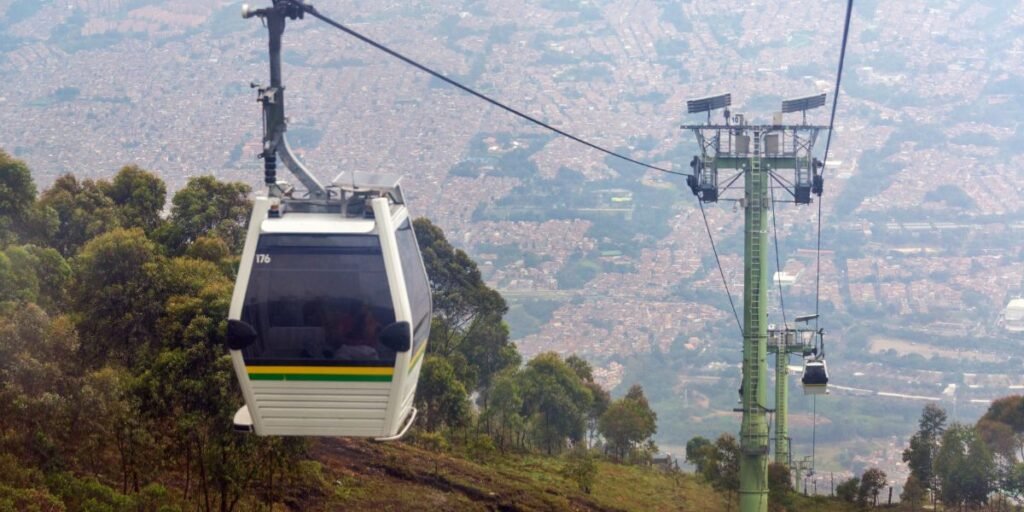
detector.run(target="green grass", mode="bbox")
[309,438,869,511]
[311,438,728,511]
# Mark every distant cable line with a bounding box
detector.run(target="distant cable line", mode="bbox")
[770,184,788,329]
[698,200,743,337]
[302,5,690,179]
[815,0,854,324]
[820,0,853,171]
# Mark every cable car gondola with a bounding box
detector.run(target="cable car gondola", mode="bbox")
[801,358,829,395]
[227,172,431,438]
[227,2,431,439]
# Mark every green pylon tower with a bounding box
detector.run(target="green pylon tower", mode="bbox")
[772,332,789,466]
[768,327,817,466]
[738,129,771,510]
[683,93,827,512]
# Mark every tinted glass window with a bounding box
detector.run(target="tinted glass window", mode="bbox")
[241,234,396,366]
[396,220,431,352]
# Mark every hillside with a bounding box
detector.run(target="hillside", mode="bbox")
[309,438,726,511]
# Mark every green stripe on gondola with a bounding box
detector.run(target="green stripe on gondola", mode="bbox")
[248,373,393,382]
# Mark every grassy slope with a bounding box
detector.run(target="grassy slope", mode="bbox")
[309,438,727,511]
[307,439,865,511]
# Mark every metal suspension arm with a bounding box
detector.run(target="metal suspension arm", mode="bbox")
[245,0,327,199]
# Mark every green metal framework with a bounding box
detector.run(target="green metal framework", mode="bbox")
[682,120,824,512]
[767,328,816,466]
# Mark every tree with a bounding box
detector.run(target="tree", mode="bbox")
[0,305,83,470]
[934,423,995,509]
[0,150,37,246]
[104,165,167,234]
[976,395,1024,501]
[599,385,658,462]
[562,447,598,494]
[685,436,713,474]
[520,352,593,454]
[455,314,520,394]
[900,474,925,511]
[920,403,948,439]
[480,370,526,452]
[702,433,740,503]
[978,395,1024,461]
[584,381,610,449]
[857,467,886,507]
[902,403,947,503]
[186,235,231,263]
[39,174,121,256]
[836,476,860,503]
[22,245,71,313]
[162,176,251,254]
[70,228,162,367]
[0,245,39,304]
[414,218,507,358]
[0,150,35,219]
[415,356,471,432]
[565,355,594,382]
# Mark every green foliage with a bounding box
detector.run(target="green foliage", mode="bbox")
[414,218,507,357]
[902,404,947,494]
[856,467,886,507]
[693,433,739,495]
[598,384,657,461]
[836,476,859,503]
[900,474,925,510]
[184,236,230,263]
[415,356,471,432]
[160,176,251,254]
[46,472,134,512]
[0,484,64,512]
[479,369,526,452]
[103,165,166,234]
[70,228,161,367]
[0,166,330,511]
[561,448,598,494]
[454,315,521,392]
[39,174,120,256]
[521,352,593,454]
[2,245,40,303]
[564,354,593,382]
[685,436,713,474]
[465,433,497,463]
[22,245,71,312]
[767,462,792,511]
[934,423,995,509]
[0,149,37,246]
[0,306,82,470]
[410,431,450,453]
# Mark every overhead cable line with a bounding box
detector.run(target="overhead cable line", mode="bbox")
[698,201,743,337]
[815,0,854,324]
[302,5,690,179]
[770,183,788,329]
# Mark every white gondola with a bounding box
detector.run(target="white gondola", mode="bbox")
[801,358,829,395]
[227,172,431,439]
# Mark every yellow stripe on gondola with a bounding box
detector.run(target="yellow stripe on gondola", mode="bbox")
[407,343,428,373]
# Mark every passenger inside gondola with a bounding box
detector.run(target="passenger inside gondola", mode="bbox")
[326,304,373,360]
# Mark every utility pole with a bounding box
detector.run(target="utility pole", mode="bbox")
[683,93,827,512]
